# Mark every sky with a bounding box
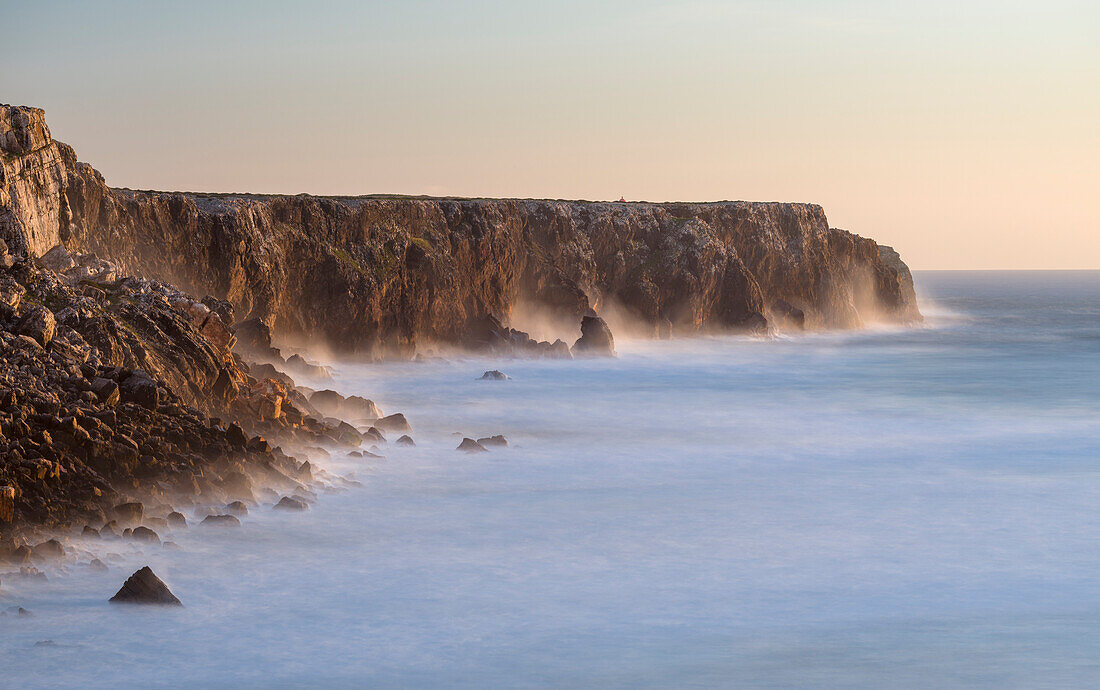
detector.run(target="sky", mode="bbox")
[3,0,1098,269]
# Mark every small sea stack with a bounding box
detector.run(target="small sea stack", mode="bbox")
[109,566,181,606]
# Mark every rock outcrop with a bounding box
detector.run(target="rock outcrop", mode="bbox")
[109,566,181,605]
[572,316,616,357]
[0,105,920,357]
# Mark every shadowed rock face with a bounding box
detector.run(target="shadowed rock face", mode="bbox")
[1,105,921,355]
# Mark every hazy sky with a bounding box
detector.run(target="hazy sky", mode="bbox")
[4,0,1098,269]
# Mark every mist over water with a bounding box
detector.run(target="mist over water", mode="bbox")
[5,271,1100,688]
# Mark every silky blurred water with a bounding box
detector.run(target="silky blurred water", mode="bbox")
[3,271,1099,688]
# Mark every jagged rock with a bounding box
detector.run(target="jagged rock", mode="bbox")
[109,566,181,605]
[457,438,488,453]
[375,413,410,432]
[16,305,56,347]
[89,377,120,405]
[274,496,309,511]
[225,501,248,517]
[480,370,510,380]
[477,435,509,448]
[572,316,616,357]
[200,514,241,527]
[225,423,248,448]
[395,435,415,447]
[82,525,100,538]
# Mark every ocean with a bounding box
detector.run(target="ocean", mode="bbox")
[4,270,1099,688]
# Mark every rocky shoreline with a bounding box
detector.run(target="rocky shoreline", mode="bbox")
[0,102,920,604]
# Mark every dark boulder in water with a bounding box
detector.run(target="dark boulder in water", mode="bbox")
[167,512,188,528]
[274,496,309,511]
[225,501,249,517]
[395,435,415,447]
[200,514,241,528]
[572,316,616,357]
[109,566,181,606]
[479,370,510,380]
[477,435,509,448]
[457,438,488,453]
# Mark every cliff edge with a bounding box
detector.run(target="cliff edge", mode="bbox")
[1,105,920,355]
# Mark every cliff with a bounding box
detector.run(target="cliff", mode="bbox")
[1,105,920,354]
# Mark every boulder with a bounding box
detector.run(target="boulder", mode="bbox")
[395,435,415,447]
[119,373,160,410]
[479,370,510,380]
[572,315,616,357]
[109,566,181,606]
[112,502,144,526]
[343,395,382,420]
[167,511,188,528]
[456,438,488,453]
[225,501,249,517]
[40,244,75,272]
[477,434,509,448]
[31,539,65,561]
[90,377,120,406]
[309,389,345,417]
[375,413,410,432]
[200,514,241,528]
[16,305,56,347]
[274,496,309,511]
[130,526,160,544]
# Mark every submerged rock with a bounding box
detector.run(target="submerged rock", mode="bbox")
[200,514,241,528]
[109,566,181,606]
[274,496,309,511]
[479,370,510,380]
[477,435,509,448]
[225,501,249,517]
[456,438,488,453]
[395,435,415,447]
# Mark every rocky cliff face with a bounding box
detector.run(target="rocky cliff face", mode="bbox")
[1,105,920,354]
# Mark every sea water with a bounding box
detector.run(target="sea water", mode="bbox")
[3,271,1099,688]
